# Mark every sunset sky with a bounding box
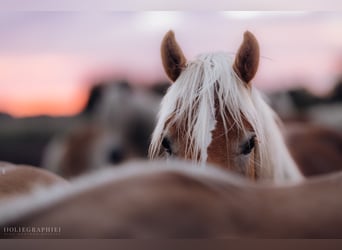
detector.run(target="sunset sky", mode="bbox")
[0,11,341,117]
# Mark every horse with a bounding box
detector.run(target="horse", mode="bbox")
[42,82,160,179]
[0,162,67,201]
[283,123,342,176]
[268,89,342,177]
[42,124,116,179]
[149,30,303,181]
[0,160,341,238]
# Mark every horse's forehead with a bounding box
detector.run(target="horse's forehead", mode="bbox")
[159,52,251,133]
[161,102,255,147]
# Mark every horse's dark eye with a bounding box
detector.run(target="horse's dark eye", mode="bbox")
[240,135,256,155]
[161,137,172,155]
[108,147,125,164]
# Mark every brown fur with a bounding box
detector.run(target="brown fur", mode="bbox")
[165,97,258,180]
[3,160,342,238]
[0,162,67,200]
[161,30,187,82]
[206,106,257,180]
[233,31,260,84]
[60,125,104,179]
[284,123,342,176]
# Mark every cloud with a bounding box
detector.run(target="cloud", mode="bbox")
[0,11,341,116]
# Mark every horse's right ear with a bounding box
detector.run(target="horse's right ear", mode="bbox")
[161,30,187,82]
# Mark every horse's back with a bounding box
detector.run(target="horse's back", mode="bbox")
[0,161,251,238]
[3,160,342,238]
[0,162,67,200]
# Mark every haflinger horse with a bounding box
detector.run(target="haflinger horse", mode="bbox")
[0,162,67,201]
[0,160,341,238]
[283,123,342,176]
[149,30,303,182]
[42,82,160,179]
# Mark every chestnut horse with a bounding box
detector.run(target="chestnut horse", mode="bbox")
[42,83,159,179]
[0,160,341,238]
[0,162,67,201]
[284,123,342,176]
[149,30,302,181]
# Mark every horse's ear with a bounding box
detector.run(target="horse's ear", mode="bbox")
[161,30,187,82]
[233,31,260,84]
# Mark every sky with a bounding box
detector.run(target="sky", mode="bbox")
[0,11,341,117]
[0,0,340,10]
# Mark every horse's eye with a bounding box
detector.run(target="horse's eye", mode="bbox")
[161,137,172,155]
[240,135,256,155]
[108,147,125,164]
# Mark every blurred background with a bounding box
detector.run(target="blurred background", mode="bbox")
[0,11,341,177]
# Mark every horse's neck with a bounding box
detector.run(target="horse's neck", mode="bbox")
[220,173,342,237]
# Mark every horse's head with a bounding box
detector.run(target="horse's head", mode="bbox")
[149,30,302,181]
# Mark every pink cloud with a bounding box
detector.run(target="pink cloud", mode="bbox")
[0,12,341,116]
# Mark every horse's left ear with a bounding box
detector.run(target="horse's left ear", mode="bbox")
[233,31,260,84]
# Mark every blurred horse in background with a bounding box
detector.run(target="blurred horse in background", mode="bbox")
[269,83,342,176]
[149,30,302,181]
[269,82,342,130]
[284,123,342,176]
[1,160,342,238]
[42,81,161,179]
[0,162,67,201]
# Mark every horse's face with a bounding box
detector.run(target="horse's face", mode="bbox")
[163,110,258,178]
[207,111,258,178]
[150,30,260,180]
